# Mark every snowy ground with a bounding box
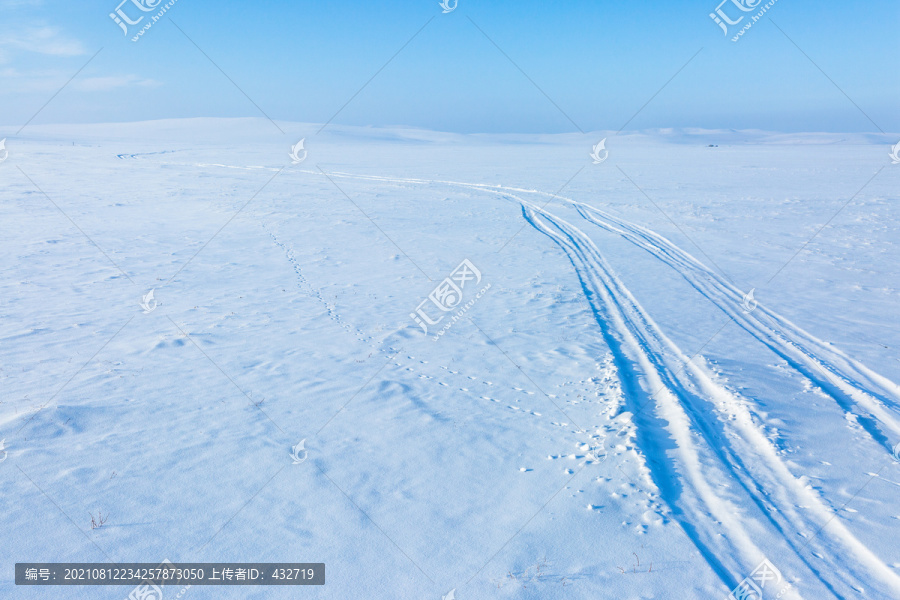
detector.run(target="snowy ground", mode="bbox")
[2,119,900,599]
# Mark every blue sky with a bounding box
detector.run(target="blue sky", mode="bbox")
[1,0,897,133]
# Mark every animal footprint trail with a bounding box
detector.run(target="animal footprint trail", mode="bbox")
[265,225,373,345]
[521,200,900,598]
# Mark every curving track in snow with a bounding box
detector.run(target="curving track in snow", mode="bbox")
[322,169,900,459]
[568,199,900,456]
[202,163,900,597]
[516,196,900,599]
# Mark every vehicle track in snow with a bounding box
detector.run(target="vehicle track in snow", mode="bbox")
[296,169,900,598]
[191,163,900,596]
[567,198,900,457]
[313,169,900,459]
[517,197,900,598]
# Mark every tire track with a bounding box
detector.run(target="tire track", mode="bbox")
[314,169,900,457]
[520,199,900,598]
[568,200,900,457]
[196,164,900,596]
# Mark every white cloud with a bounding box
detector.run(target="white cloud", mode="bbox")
[0,0,45,7]
[0,69,161,94]
[74,75,162,92]
[0,26,86,58]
